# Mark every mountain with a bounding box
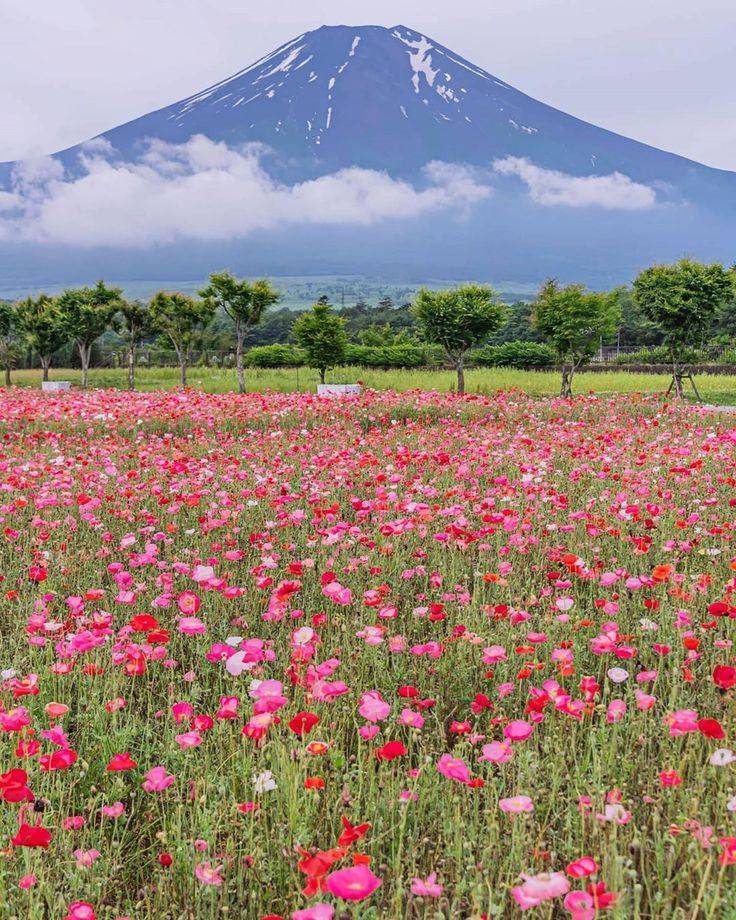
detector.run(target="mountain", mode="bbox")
[1,24,734,288]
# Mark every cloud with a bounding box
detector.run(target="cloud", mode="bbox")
[493,156,656,209]
[0,136,492,247]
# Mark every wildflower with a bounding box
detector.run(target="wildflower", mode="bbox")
[499,795,534,814]
[410,872,443,897]
[253,770,277,793]
[195,861,224,886]
[325,864,382,901]
[142,766,175,793]
[512,872,570,909]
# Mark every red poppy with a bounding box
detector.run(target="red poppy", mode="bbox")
[12,822,52,848]
[375,740,407,761]
[288,711,320,736]
[106,752,138,772]
[698,718,725,739]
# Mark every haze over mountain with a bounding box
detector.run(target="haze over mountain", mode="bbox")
[1,24,734,289]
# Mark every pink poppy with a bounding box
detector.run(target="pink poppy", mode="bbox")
[325,865,382,901]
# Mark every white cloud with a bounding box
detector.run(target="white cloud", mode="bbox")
[493,156,656,209]
[0,137,492,247]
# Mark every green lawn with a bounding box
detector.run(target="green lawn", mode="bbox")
[9,365,736,403]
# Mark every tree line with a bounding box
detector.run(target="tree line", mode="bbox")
[1,258,734,396]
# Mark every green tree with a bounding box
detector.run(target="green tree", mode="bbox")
[15,294,69,382]
[149,291,215,387]
[292,300,347,384]
[0,301,20,387]
[199,273,280,393]
[115,300,156,390]
[633,259,733,397]
[412,284,506,394]
[533,280,620,397]
[57,281,122,387]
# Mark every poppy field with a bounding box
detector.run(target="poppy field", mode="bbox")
[2,387,736,919]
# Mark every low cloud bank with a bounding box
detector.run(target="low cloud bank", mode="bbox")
[493,156,657,210]
[0,139,658,247]
[0,137,491,247]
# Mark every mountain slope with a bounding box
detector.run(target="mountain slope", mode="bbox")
[33,24,733,200]
[0,24,734,288]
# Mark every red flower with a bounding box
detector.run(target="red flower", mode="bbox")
[338,816,371,846]
[39,749,78,771]
[106,752,138,772]
[375,740,407,761]
[12,822,52,848]
[129,614,160,632]
[698,718,726,739]
[288,711,320,736]
[713,665,736,690]
[0,768,34,803]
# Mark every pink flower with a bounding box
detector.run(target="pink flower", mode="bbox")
[19,874,37,889]
[101,802,125,818]
[499,795,534,814]
[325,864,382,901]
[292,904,335,920]
[358,691,390,722]
[479,740,513,764]
[64,902,96,920]
[512,872,570,909]
[322,581,353,606]
[410,872,443,897]
[564,890,596,919]
[504,720,534,742]
[195,861,224,886]
[178,617,206,635]
[437,754,472,785]
[606,700,627,723]
[142,766,176,793]
[73,848,101,868]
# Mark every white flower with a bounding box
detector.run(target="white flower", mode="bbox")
[710,749,736,767]
[607,667,629,684]
[253,770,277,794]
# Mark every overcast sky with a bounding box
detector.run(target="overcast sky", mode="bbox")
[2,0,735,170]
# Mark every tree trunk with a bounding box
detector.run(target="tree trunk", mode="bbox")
[127,345,136,390]
[177,347,187,387]
[235,322,245,394]
[319,367,326,384]
[41,357,50,382]
[79,342,90,389]
[4,362,10,387]
[560,365,573,398]
[456,357,465,395]
[671,350,683,399]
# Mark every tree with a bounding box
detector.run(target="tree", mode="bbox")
[412,285,506,394]
[199,273,280,393]
[15,294,69,382]
[0,302,19,387]
[115,300,156,390]
[292,300,348,384]
[56,281,122,388]
[149,291,215,387]
[533,280,620,397]
[633,259,734,397]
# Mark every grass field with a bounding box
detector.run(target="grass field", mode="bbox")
[9,364,736,403]
[2,386,736,918]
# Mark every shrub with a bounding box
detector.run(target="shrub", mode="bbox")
[472,341,556,369]
[344,344,428,368]
[245,344,305,368]
[613,345,701,365]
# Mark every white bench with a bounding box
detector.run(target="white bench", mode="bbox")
[41,381,72,392]
[317,384,362,396]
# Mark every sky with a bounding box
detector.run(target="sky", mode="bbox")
[1,0,735,171]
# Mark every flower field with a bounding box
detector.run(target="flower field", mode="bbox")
[2,387,736,919]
